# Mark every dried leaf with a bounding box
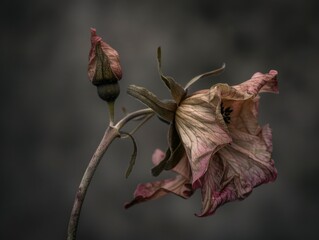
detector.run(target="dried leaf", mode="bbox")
[157,47,186,104]
[184,63,226,90]
[127,85,177,122]
[122,132,138,178]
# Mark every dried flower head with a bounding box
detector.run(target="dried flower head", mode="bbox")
[126,48,278,216]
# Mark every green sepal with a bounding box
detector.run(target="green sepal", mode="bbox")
[121,131,138,178]
[157,47,186,105]
[127,85,177,122]
[184,63,226,90]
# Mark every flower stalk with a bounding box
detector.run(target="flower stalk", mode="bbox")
[67,108,154,240]
[107,101,115,126]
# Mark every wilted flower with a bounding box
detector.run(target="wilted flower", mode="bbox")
[126,48,278,216]
[88,28,122,102]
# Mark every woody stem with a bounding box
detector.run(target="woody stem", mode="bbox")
[67,108,154,240]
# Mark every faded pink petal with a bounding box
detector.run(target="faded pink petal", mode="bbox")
[197,114,277,217]
[224,96,260,135]
[233,70,278,95]
[209,70,277,134]
[175,91,232,189]
[88,28,122,82]
[125,149,192,208]
[126,68,278,216]
[176,70,278,216]
[152,149,191,179]
[152,149,165,165]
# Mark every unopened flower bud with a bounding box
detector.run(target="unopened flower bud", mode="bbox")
[88,28,122,102]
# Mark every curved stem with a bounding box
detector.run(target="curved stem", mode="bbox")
[67,126,119,240]
[121,113,154,138]
[67,108,154,240]
[115,108,154,129]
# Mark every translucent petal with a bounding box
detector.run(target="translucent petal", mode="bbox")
[125,149,192,208]
[197,125,277,217]
[175,90,232,188]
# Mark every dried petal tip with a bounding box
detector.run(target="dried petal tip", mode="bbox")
[88,28,122,85]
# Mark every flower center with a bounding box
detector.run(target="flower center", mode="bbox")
[221,102,233,124]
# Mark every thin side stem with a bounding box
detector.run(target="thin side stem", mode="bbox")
[115,108,154,129]
[122,113,154,138]
[67,107,154,240]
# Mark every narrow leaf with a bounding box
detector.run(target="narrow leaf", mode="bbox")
[168,123,180,149]
[151,124,184,175]
[157,47,186,105]
[164,141,185,170]
[184,63,226,90]
[164,124,184,170]
[122,132,138,178]
[127,84,176,122]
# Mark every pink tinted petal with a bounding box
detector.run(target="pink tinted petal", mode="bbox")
[172,153,192,180]
[125,175,193,209]
[261,124,273,152]
[152,149,191,179]
[100,38,122,80]
[208,72,278,135]
[211,83,250,101]
[152,149,166,165]
[197,154,237,217]
[125,149,193,208]
[88,28,122,82]
[197,126,277,217]
[233,70,278,95]
[226,97,260,135]
[175,91,232,188]
[209,84,261,135]
[227,127,276,177]
[88,28,99,81]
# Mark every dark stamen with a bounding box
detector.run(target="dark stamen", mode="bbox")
[221,102,232,124]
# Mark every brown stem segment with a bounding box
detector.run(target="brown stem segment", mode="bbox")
[67,126,120,240]
[67,108,154,240]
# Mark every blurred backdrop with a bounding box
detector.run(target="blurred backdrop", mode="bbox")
[1,0,319,239]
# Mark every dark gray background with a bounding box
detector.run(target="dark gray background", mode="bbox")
[1,0,318,239]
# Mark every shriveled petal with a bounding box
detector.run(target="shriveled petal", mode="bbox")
[197,125,277,217]
[125,149,192,208]
[197,72,278,216]
[152,148,190,178]
[206,70,278,104]
[223,96,260,135]
[88,28,122,82]
[175,91,232,188]
[208,70,278,135]
[233,70,278,95]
